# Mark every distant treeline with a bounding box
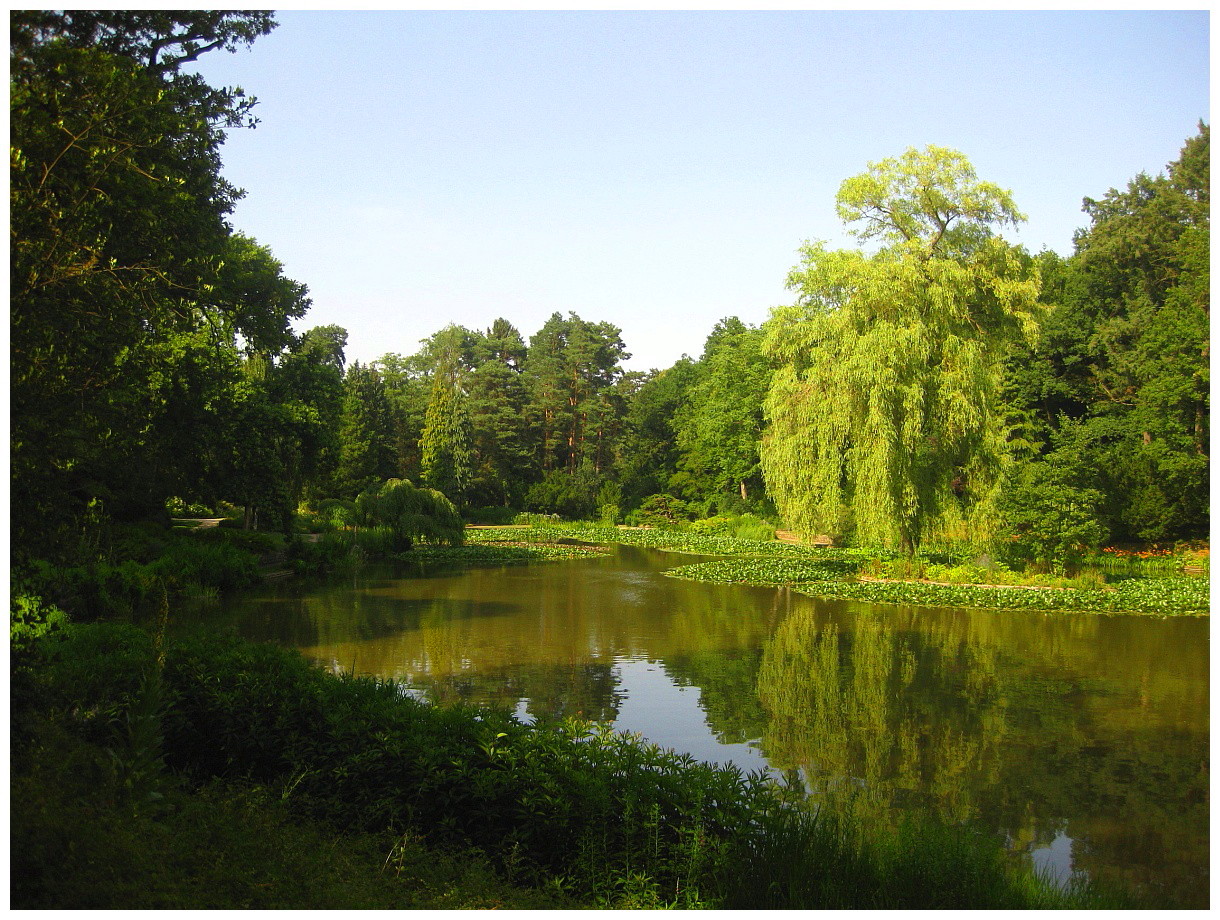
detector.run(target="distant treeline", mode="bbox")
[10,10,1207,571]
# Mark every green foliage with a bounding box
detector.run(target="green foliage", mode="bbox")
[495,522,1206,616]
[24,527,265,621]
[285,531,359,574]
[353,479,465,551]
[466,319,535,507]
[15,623,1130,908]
[629,493,694,527]
[512,511,562,525]
[1002,126,1209,544]
[523,312,629,475]
[401,542,610,567]
[13,729,570,909]
[762,146,1041,553]
[11,591,70,660]
[523,462,604,520]
[337,363,398,499]
[674,319,772,506]
[149,536,263,593]
[793,575,1208,616]
[998,460,1107,572]
[687,513,777,542]
[9,14,310,559]
[419,326,476,505]
[667,558,858,585]
[613,359,698,509]
[488,521,877,561]
[464,506,520,525]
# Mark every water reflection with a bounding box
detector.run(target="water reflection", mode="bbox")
[176,547,1208,907]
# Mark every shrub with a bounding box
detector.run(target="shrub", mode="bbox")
[30,559,160,621]
[26,626,1130,909]
[287,532,356,574]
[354,480,465,551]
[523,468,602,520]
[11,590,69,662]
[514,512,561,526]
[998,462,1107,574]
[629,494,693,528]
[149,539,261,593]
[165,497,214,518]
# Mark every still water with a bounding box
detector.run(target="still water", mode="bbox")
[177,544,1209,906]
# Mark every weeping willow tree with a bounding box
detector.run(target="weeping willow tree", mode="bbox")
[761,147,1042,553]
[354,478,465,549]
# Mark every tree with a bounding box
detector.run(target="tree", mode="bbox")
[466,319,534,506]
[374,351,431,483]
[353,479,465,551]
[1069,126,1209,541]
[336,363,397,499]
[761,147,1041,552]
[675,319,772,509]
[419,326,475,506]
[613,363,694,511]
[10,11,280,557]
[271,325,349,501]
[1001,126,1209,543]
[522,312,629,475]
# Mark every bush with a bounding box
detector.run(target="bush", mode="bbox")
[287,532,356,574]
[165,497,214,517]
[998,462,1107,574]
[23,625,1131,909]
[25,528,265,621]
[522,463,603,521]
[514,512,561,526]
[149,538,261,593]
[30,559,160,621]
[11,590,69,661]
[354,480,465,551]
[628,494,693,528]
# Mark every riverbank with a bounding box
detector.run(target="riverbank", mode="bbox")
[13,620,1138,909]
[464,523,1210,616]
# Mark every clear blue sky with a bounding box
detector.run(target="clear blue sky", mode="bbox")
[190,10,1209,372]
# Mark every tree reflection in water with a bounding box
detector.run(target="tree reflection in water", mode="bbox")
[753,601,1208,905]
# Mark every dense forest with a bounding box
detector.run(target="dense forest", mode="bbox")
[11,10,1208,568]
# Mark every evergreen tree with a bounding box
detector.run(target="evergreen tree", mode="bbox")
[522,312,629,475]
[336,362,397,499]
[466,319,533,506]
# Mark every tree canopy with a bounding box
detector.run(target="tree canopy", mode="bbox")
[761,146,1042,552]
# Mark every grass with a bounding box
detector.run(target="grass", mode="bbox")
[12,622,1140,910]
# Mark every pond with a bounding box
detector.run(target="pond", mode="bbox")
[176,543,1209,906]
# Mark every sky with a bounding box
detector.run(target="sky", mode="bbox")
[189,9,1210,372]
